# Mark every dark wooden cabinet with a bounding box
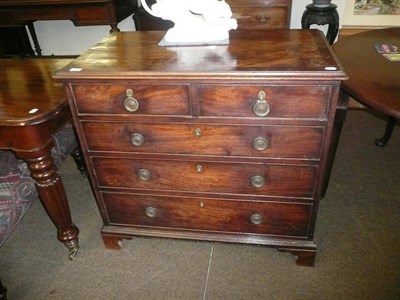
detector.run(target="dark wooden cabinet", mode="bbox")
[56,29,347,266]
[134,0,292,31]
[0,0,137,30]
[0,0,138,56]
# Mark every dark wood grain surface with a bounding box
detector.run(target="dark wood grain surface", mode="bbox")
[0,59,70,126]
[333,27,400,119]
[55,30,346,80]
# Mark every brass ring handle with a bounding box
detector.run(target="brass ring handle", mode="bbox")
[250,175,265,188]
[250,213,264,224]
[123,89,139,112]
[137,168,152,181]
[144,206,157,218]
[253,90,270,117]
[252,137,269,151]
[131,133,145,147]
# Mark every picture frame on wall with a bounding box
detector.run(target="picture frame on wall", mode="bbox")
[342,0,400,27]
[353,0,400,15]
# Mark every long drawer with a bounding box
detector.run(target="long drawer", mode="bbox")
[102,192,312,237]
[93,157,317,198]
[82,122,323,159]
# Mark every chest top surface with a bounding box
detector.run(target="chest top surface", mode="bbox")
[55,30,346,81]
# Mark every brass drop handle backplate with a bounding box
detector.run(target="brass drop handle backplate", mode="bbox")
[253,136,269,151]
[137,168,151,181]
[123,89,139,112]
[250,175,265,188]
[131,133,145,147]
[144,206,157,218]
[250,213,264,224]
[253,90,270,117]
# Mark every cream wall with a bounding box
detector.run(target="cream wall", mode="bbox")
[30,1,348,56]
[29,16,135,56]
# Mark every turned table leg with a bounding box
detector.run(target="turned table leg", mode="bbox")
[16,147,79,260]
[109,24,120,33]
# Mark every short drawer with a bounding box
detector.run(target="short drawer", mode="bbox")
[71,84,190,115]
[198,85,330,119]
[83,122,323,159]
[102,192,312,237]
[232,7,289,30]
[93,158,317,198]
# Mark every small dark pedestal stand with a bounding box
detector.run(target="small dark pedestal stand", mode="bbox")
[301,3,339,45]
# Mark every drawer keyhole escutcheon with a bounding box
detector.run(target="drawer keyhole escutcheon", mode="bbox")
[253,137,269,151]
[123,89,140,112]
[195,164,203,172]
[144,206,157,218]
[253,90,270,117]
[250,213,264,225]
[137,169,152,181]
[131,133,145,147]
[250,175,265,188]
[194,128,202,137]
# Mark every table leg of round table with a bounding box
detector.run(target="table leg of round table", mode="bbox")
[375,116,396,147]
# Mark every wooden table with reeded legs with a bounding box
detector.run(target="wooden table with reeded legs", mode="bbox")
[332,27,400,146]
[0,58,79,260]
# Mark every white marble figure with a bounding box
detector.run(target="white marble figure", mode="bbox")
[141,0,238,44]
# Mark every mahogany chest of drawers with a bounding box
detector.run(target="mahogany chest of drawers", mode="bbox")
[56,30,347,266]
